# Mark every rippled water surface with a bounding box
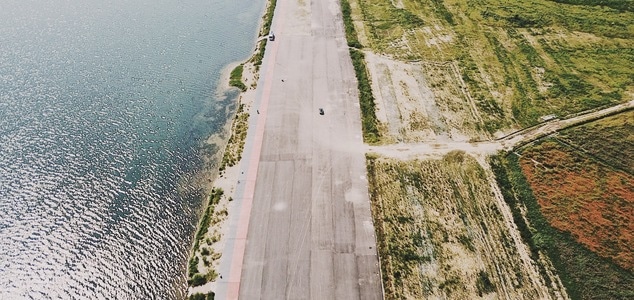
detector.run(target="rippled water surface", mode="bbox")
[0,0,263,298]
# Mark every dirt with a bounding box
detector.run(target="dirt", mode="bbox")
[364,52,489,144]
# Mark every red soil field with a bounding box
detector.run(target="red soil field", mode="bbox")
[520,141,634,271]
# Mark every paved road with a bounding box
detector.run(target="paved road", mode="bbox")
[215,0,383,298]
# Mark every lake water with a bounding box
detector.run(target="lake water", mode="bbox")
[0,0,264,298]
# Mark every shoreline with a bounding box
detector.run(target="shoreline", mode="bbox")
[185,2,275,298]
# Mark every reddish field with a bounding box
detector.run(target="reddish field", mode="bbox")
[520,140,634,271]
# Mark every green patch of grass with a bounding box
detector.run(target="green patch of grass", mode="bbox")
[188,188,224,286]
[557,110,634,173]
[349,49,381,143]
[229,64,246,92]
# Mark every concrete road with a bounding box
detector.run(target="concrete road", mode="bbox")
[214,0,383,298]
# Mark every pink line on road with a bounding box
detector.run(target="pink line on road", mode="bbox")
[225,4,286,298]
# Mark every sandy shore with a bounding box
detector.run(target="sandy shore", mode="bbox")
[186,55,261,297]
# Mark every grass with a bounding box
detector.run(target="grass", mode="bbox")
[349,49,381,143]
[350,0,633,132]
[556,110,633,173]
[490,150,634,300]
[229,64,247,92]
[219,103,249,172]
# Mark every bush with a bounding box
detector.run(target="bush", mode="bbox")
[189,274,207,287]
[188,292,215,300]
[340,0,363,48]
[349,48,381,143]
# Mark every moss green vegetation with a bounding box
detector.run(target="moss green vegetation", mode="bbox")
[219,103,249,172]
[229,64,247,92]
[350,0,633,132]
[349,49,381,143]
[490,153,634,299]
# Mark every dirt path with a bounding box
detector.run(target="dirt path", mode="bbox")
[368,100,633,159]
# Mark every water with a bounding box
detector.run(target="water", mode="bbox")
[0,0,265,298]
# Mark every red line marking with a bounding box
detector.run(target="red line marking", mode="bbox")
[225,4,285,298]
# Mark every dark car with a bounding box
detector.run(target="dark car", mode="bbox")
[319,108,324,115]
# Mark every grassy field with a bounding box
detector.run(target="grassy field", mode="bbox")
[366,152,560,299]
[350,0,633,132]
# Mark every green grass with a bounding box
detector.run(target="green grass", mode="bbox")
[188,188,224,286]
[250,0,278,70]
[349,49,381,143]
[229,64,247,92]
[490,153,634,299]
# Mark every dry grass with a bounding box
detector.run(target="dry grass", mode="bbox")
[366,151,561,299]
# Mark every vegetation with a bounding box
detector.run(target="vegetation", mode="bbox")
[349,49,381,143]
[341,0,363,48]
[219,103,249,172]
[229,64,247,92]
[490,148,634,300]
[349,0,633,132]
[187,188,224,286]
[250,0,278,70]
[188,292,215,300]
[557,110,634,174]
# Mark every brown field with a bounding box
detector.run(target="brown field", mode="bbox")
[520,139,634,270]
